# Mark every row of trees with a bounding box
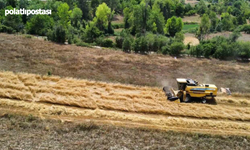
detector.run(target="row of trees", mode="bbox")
[0,0,250,60]
[190,32,250,60]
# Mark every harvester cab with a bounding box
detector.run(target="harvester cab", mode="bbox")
[163,78,218,104]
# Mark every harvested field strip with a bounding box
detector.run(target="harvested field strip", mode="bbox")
[0,71,250,122]
[0,98,250,136]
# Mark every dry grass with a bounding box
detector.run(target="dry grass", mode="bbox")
[1,71,250,136]
[184,36,200,46]
[1,113,249,150]
[112,15,124,24]
[183,15,201,23]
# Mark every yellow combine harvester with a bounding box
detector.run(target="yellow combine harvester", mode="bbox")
[163,78,218,104]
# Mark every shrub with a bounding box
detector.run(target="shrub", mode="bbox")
[213,42,235,59]
[241,25,250,34]
[47,24,67,43]
[112,23,124,29]
[161,45,170,54]
[26,15,54,36]
[169,42,184,56]
[96,37,114,47]
[83,22,102,43]
[76,41,92,47]
[0,24,15,34]
[122,38,132,52]
[115,36,123,48]
[185,10,196,16]
[237,42,250,60]
[107,22,114,34]
[115,29,133,49]
[133,36,148,54]
[67,25,79,44]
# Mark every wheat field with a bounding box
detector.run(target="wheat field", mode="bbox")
[0,71,250,136]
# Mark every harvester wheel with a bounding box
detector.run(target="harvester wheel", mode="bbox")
[184,95,191,103]
[206,98,217,105]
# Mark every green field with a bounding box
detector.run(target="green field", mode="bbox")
[182,24,199,31]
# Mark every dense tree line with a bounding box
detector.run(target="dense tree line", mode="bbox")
[0,0,250,60]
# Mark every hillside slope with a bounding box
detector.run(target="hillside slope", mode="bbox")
[0,33,249,93]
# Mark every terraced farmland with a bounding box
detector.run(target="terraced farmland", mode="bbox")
[0,71,250,136]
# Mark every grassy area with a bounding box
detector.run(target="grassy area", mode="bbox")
[183,24,199,31]
[0,113,249,149]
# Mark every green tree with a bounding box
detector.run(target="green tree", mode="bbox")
[129,1,151,34]
[70,6,83,28]
[47,24,67,43]
[91,0,100,16]
[154,0,174,21]
[184,3,192,14]
[221,12,234,31]
[0,0,6,9]
[122,37,133,52]
[175,3,184,17]
[238,42,250,60]
[147,4,165,34]
[229,30,241,42]
[169,42,184,56]
[203,43,213,58]
[2,6,23,32]
[164,16,183,37]
[18,0,29,24]
[101,0,119,12]
[26,15,54,36]
[236,15,246,25]
[93,3,112,31]
[196,0,207,16]
[175,32,184,42]
[209,11,219,32]
[83,21,102,43]
[196,14,210,41]
[123,7,130,29]
[76,0,92,20]
[6,0,17,7]
[57,3,72,28]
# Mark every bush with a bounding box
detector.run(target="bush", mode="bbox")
[237,42,250,60]
[185,10,196,16]
[76,41,92,47]
[26,15,54,36]
[115,29,133,49]
[241,24,250,34]
[96,37,114,47]
[47,24,67,43]
[83,22,102,43]
[169,42,185,56]
[0,24,15,34]
[132,36,148,54]
[67,25,79,44]
[112,23,125,29]
[161,45,170,54]
[115,36,123,48]
[106,22,114,34]
[213,42,235,59]
[122,38,132,52]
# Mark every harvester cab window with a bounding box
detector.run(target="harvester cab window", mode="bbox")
[178,83,186,91]
[187,79,197,86]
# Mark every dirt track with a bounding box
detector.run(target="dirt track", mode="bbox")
[0,71,250,136]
